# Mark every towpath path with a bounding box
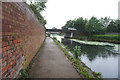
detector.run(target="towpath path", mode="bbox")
[29,37,80,78]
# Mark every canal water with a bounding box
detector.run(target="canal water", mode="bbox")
[51,34,120,78]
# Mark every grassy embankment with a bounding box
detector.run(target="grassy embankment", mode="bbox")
[73,34,120,44]
[52,37,102,79]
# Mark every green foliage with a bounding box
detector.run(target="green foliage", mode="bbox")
[107,19,120,33]
[91,34,120,43]
[85,17,106,35]
[52,37,57,41]
[57,40,60,43]
[118,19,120,33]
[65,45,68,49]
[35,2,46,12]
[73,46,81,59]
[64,20,75,29]
[72,36,88,40]
[19,69,28,79]
[72,34,120,43]
[46,33,50,37]
[80,68,93,78]
[96,72,102,77]
[74,17,87,33]
[63,16,119,36]
[57,32,64,36]
[99,17,111,27]
[29,2,47,26]
[63,17,87,33]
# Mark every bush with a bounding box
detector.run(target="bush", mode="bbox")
[57,40,60,43]
[52,37,57,41]
[19,69,28,79]
[73,46,81,59]
[96,72,102,78]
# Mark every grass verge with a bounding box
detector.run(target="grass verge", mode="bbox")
[72,34,120,44]
[91,34,120,43]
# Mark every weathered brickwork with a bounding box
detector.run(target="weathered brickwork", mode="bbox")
[1,2,45,78]
[0,1,2,79]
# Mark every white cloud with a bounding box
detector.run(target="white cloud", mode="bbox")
[42,0,120,29]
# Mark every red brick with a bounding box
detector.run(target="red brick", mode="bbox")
[10,61,13,65]
[2,47,6,52]
[12,71,15,75]
[17,46,20,49]
[9,41,13,45]
[0,38,2,42]
[15,50,18,53]
[7,36,12,40]
[3,52,7,57]
[0,47,2,53]
[15,36,18,39]
[7,50,11,54]
[12,57,15,61]
[18,40,20,43]
[13,40,16,44]
[12,44,15,47]
[0,59,2,63]
[2,64,9,73]
[0,42,2,47]
[0,32,2,36]
[3,57,7,61]
[8,58,11,63]
[15,44,17,47]
[2,2,45,78]
[2,70,7,77]
[2,42,8,47]
[7,46,10,50]
[13,52,16,55]
[10,53,12,58]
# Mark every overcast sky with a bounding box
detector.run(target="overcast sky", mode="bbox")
[42,0,120,29]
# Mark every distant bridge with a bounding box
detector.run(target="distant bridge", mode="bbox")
[46,29,77,33]
[46,29,78,38]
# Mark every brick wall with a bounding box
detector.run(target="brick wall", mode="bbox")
[0,2,45,78]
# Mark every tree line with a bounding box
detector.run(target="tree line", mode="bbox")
[63,17,120,35]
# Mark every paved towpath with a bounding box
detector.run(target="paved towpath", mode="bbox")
[29,37,80,78]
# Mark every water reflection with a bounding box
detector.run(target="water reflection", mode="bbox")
[62,38,117,62]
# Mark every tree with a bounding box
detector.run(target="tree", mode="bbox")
[33,2,46,13]
[85,17,106,35]
[117,19,120,33]
[63,17,87,33]
[107,20,118,33]
[73,17,87,33]
[29,0,47,26]
[64,20,75,29]
[99,17,111,27]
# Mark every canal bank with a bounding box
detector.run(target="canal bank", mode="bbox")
[51,34,120,78]
[72,34,120,44]
[28,37,81,78]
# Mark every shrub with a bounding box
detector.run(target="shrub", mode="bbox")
[19,69,28,79]
[73,46,81,59]
[57,40,60,43]
[96,72,102,78]
[52,37,57,41]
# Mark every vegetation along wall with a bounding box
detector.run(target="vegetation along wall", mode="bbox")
[0,2,45,78]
